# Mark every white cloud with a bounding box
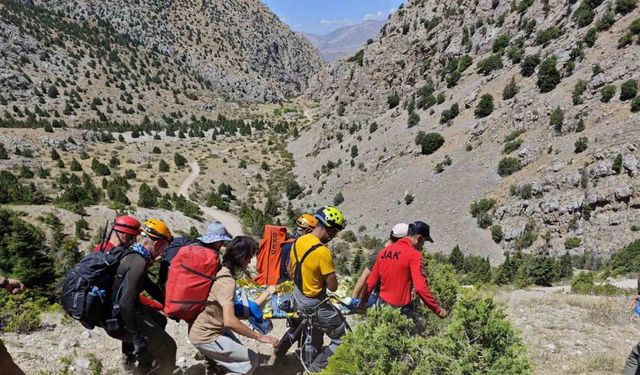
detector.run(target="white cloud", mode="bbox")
[320,18,353,25]
[363,10,385,20]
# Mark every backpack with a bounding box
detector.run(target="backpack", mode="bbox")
[292,242,323,296]
[255,225,294,286]
[163,244,227,322]
[158,237,197,290]
[60,246,132,330]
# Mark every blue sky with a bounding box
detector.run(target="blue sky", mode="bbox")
[262,0,404,35]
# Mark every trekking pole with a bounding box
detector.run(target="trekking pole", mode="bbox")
[98,220,110,253]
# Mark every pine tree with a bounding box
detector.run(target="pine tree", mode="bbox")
[51,148,60,161]
[502,77,519,100]
[474,94,494,118]
[352,249,364,275]
[537,56,561,93]
[448,245,465,273]
[159,159,170,172]
[174,153,187,167]
[138,183,158,208]
[0,143,8,160]
[558,251,573,279]
[70,159,82,172]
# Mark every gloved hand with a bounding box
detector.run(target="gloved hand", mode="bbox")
[349,298,361,310]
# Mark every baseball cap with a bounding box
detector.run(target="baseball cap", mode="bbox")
[198,222,232,244]
[390,223,409,239]
[407,221,434,243]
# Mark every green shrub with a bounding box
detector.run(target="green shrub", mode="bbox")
[498,157,523,176]
[607,240,640,273]
[520,54,540,77]
[574,137,588,153]
[325,287,530,375]
[572,80,588,105]
[503,139,523,154]
[477,54,504,75]
[631,19,640,34]
[439,104,460,124]
[369,122,378,133]
[517,0,534,13]
[621,79,638,101]
[601,84,616,102]
[0,292,46,333]
[616,0,638,14]
[492,34,510,52]
[613,153,623,174]
[632,96,640,112]
[157,177,168,188]
[387,93,400,109]
[407,111,420,128]
[333,191,344,206]
[152,146,161,154]
[415,132,445,155]
[458,54,473,72]
[564,237,582,249]
[535,26,562,45]
[550,106,564,133]
[470,198,496,218]
[348,49,365,66]
[448,246,465,273]
[159,159,170,172]
[596,10,616,31]
[584,27,598,47]
[507,47,524,63]
[573,1,595,28]
[405,193,414,205]
[491,225,503,243]
[537,56,561,93]
[174,153,187,167]
[285,180,302,200]
[571,271,629,296]
[138,183,157,208]
[503,77,519,100]
[474,94,494,118]
[618,32,634,48]
[504,129,526,143]
[69,159,82,172]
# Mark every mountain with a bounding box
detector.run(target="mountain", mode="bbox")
[0,0,323,123]
[291,0,640,262]
[303,19,386,62]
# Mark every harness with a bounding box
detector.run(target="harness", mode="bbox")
[292,242,323,297]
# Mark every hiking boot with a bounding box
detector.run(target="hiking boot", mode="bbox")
[121,354,136,371]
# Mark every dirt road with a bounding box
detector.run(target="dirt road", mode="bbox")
[176,160,244,236]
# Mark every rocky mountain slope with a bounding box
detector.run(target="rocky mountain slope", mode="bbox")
[303,19,386,62]
[0,0,323,127]
[291,0,640,262]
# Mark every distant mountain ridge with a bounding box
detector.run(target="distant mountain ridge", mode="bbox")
[303,19,386,62]
[28,0,324,103]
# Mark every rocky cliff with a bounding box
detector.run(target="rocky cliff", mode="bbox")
[0,0,323,123]
[291,0,640,261]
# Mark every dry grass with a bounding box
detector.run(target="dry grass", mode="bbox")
[500,287,639,375]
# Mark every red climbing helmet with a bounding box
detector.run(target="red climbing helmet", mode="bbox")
[113,215,141,236]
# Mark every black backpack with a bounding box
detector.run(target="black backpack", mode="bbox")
[60,246,132,329]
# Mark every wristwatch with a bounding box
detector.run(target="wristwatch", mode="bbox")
[0,277,8,289]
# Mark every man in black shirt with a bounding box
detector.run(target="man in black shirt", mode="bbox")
[108,218,176,374]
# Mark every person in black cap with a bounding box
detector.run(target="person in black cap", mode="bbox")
[358,220,448,321]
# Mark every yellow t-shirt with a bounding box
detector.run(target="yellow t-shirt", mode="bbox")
[290,233,335,297]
